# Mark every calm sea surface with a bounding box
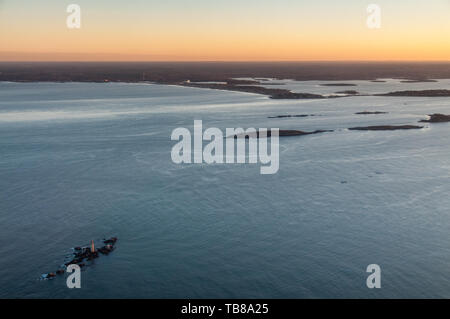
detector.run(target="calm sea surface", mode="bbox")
[1,80,450,298]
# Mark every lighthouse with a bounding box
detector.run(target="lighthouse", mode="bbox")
[90,240,95,253]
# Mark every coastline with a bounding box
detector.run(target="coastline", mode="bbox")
[3,79,450,99]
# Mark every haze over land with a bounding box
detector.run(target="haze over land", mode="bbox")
[1,62,450,83]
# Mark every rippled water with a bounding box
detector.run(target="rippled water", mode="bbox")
[0,80,450,298]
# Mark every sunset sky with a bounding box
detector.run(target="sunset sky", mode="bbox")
[1,0,449,61]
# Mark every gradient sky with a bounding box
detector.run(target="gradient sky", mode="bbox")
[0,0,449,61]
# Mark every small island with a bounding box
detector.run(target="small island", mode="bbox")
[377,90,450,97]
[321,83,357,87]
[43,237,118,280]
[419,114,450,123]
[181,82,330,99]
[231,129,333,139]
[336,90,359,95]
[348,125,423,131]
[400,79,437,83]
[268,114,317,119]
[355,111,388,115]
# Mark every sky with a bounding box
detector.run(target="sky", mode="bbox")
[0,0,449,61]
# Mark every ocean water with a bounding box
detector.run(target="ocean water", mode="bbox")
[0,80,450,298]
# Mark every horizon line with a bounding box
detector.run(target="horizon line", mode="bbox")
[2,60,450,63]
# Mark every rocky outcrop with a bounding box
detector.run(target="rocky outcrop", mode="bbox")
[268,114,317,119]
[181,83,327,99]
[349,125,423,131]
[103,237,118,245]
[419,114,450,123]
[321,83,357,87]
[355,111,388,115]
[269,92,326,99]
[45,273,56,279]
[377,90,450,97]
[231,129,333,139]
[336,90,359,95]
[42,237,118,280]
[400,79,437,83]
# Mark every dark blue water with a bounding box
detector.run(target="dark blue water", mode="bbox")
[1,82,450,298]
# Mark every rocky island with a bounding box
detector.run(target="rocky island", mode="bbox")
[348,125,423,131]
[419,114,450,123]
[355,111,388,115]
[320,83,357,87]
[377,90,450,97]
[182,82,328,99]
[42,237,118,280]
[268,114,317,119]
[231,129,333,139]
[400,79,437,83]
[336,90,359,95]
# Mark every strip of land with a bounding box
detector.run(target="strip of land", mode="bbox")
[348,125,423,131]
[321,83,357,87]
[268,114,317,119]
[2,62,449,83]
[336,90,359,95]
[181,82,328,99]
[376,90,450,97]
[400,79,438,83]
[2,62,450,100]
[231,129,333,138]
[355,111,388,115]
[419,114,450,123]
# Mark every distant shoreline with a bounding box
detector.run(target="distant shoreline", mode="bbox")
[2,78,450,99]
[2,61,450,83]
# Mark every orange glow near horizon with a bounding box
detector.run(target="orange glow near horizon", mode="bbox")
[1,0,449,62]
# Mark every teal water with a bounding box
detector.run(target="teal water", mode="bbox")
[1,81,450,298]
